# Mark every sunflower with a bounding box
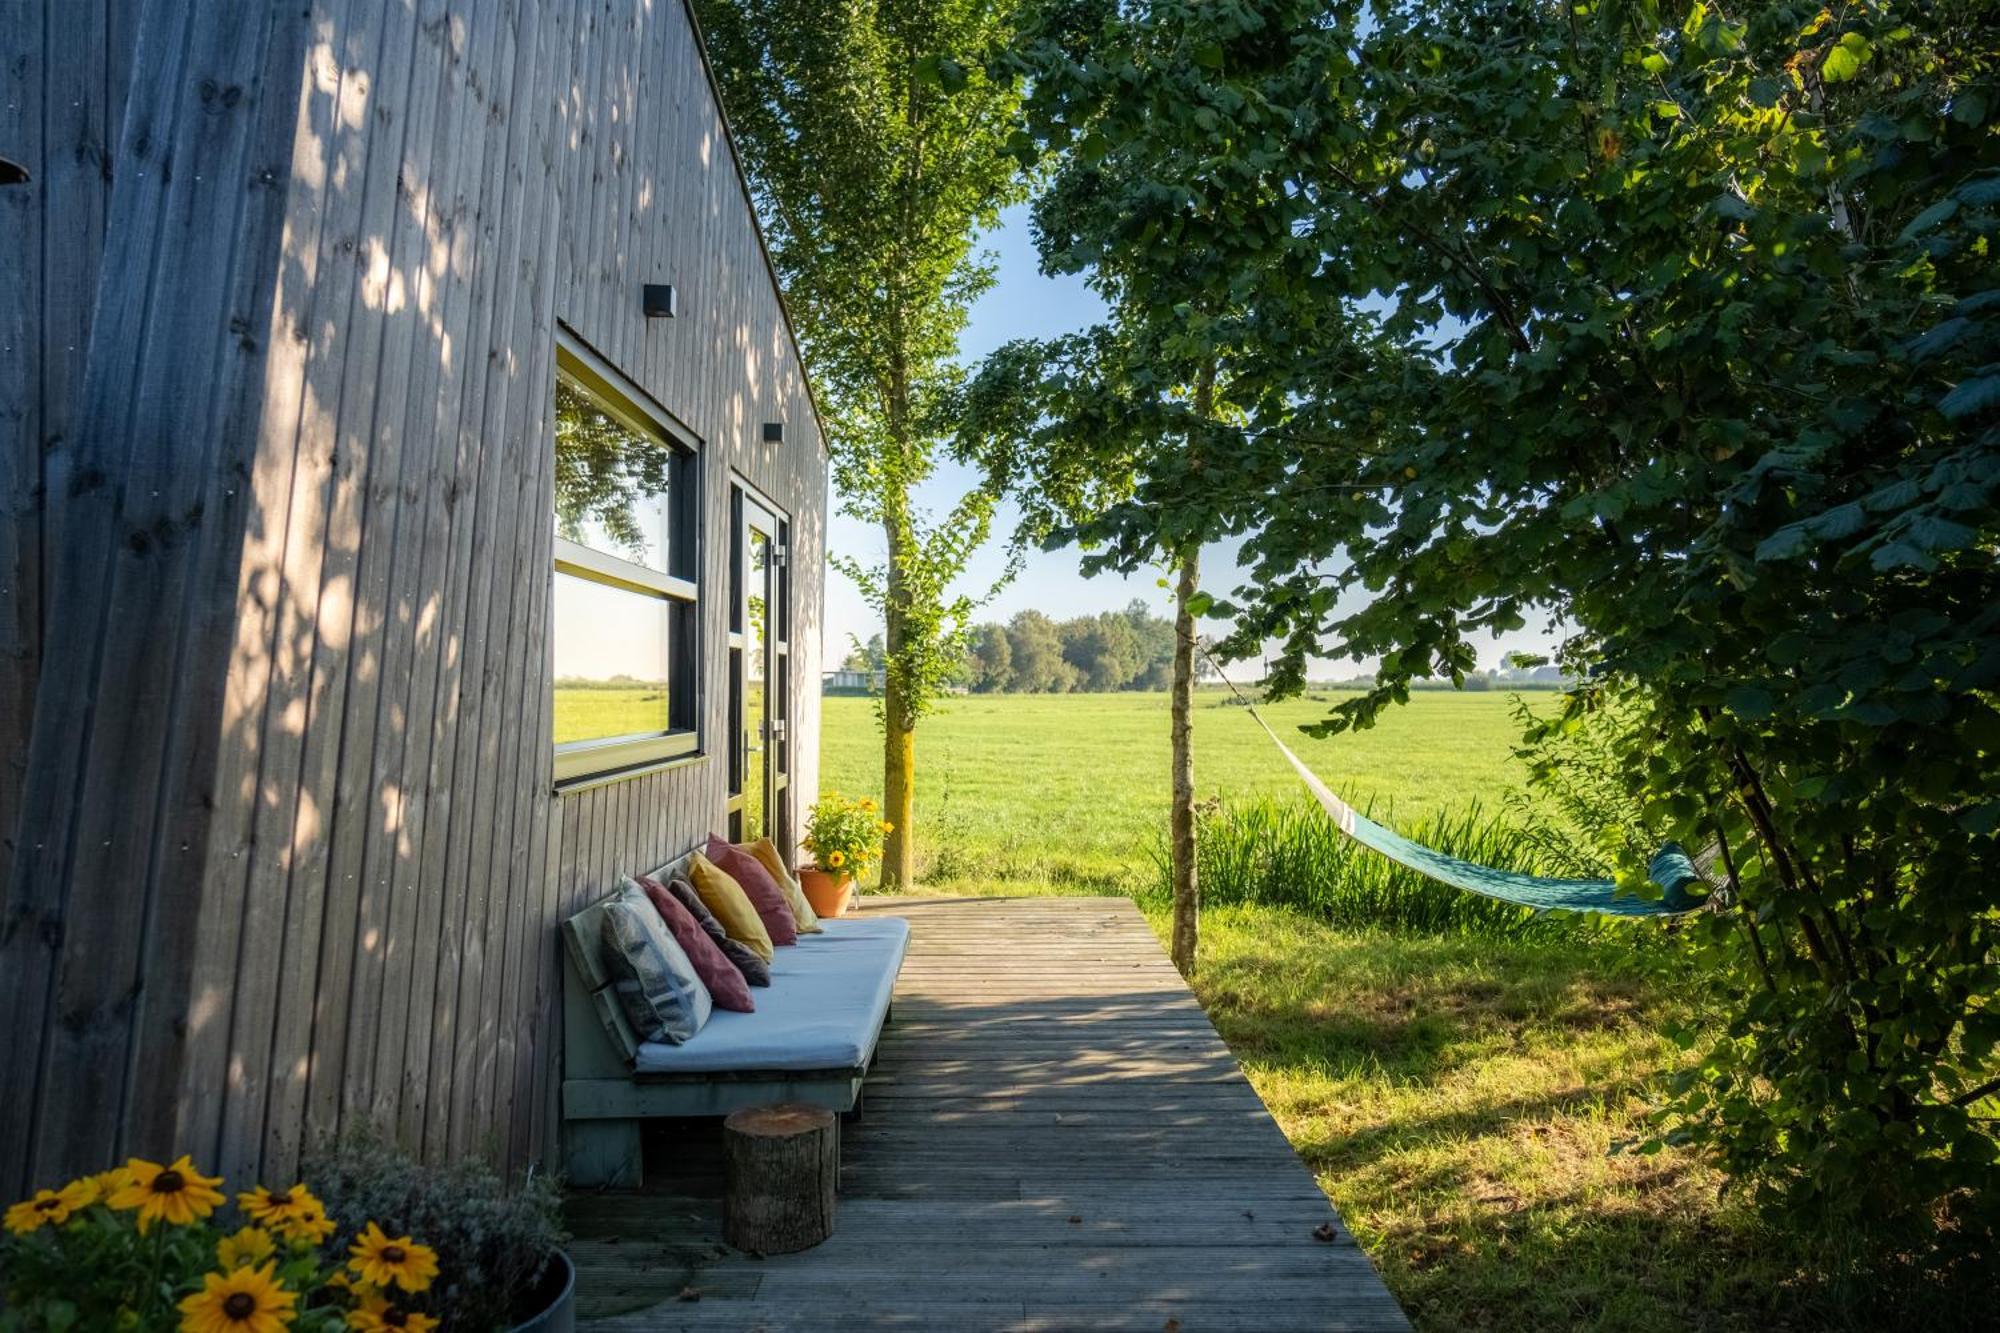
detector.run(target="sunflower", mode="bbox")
[826,850,845,868]
[176,1261,297,1333]
[108,1156,225,1231]
[237,1184,334,1245]
[348,1221,440,1293]
[345,1290,440,1333]
[217,1225,278,1269]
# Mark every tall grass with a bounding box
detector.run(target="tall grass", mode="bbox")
[1156,796,1614,941]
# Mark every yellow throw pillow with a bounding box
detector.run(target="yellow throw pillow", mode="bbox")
[739,837,822,933]
[687,851,775,963]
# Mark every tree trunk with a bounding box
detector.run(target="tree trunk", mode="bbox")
[1169,546,1201,976]
[722,1103,838,1255]
[880,503,916,890]
[881,696,915,890]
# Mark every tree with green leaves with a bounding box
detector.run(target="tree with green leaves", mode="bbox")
[989,0,1998,1287]
[960,0,1350,972]
[698,0,1028,887]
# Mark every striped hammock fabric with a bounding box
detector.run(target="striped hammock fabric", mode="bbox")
[1242,703,1709,918]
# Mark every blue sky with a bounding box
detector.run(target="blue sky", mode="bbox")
[820,203,1562,677]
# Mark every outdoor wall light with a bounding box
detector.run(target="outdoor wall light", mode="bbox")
[763,421,784,443]
[643,283,677,318]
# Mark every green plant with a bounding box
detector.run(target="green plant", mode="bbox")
[1,1154,441,1332]
[803,793,892,884]
[303,1135,564,1331]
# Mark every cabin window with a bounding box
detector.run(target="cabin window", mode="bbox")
[552,339,701,785]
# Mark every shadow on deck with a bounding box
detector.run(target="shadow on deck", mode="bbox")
[564,896,1409,1331]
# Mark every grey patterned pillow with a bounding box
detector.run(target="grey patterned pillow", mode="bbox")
[599,884,713,1045]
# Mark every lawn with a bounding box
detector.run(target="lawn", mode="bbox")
[818,690,1835,1332]
[553,684,670,745]
[818,689,1539,891]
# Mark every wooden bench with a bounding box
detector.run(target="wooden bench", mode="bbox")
[560,849,909,1188]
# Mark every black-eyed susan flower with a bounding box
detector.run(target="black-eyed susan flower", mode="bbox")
[272,1198,334,1246]
[237,1184,334,1245]
[108,1155,225,1231]
[344,1290,439,1332]
[217,1224,278,1269]
[176,1261,297,1333]
[85,1167,130,1203]
[348,1221,439,1293]
[5,1188,73,1235]
[236,1184,314,1226]
[826,850,846,869]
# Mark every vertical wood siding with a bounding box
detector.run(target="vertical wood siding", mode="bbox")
[1,0,825,1195]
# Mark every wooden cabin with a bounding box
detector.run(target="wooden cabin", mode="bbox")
[1,0,826,1196]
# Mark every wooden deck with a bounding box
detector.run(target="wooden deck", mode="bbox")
[566,897,1409,1331]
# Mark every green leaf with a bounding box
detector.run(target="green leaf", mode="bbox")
[1821,41,1865,83]
[1939,374,2000,420]
[1726,684,1777,718]
[1899,198,1958,240]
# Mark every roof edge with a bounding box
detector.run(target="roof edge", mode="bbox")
[677,0,832,455]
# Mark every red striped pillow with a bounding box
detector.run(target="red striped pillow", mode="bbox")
[638,876,754,1012]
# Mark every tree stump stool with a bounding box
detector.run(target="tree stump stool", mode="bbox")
[722,1102,838,1254]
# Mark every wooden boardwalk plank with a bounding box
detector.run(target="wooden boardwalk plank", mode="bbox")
[570,896,1406,1331]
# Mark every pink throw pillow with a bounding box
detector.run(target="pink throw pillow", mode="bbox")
[639,876,754,1012]
[705,835,798,945]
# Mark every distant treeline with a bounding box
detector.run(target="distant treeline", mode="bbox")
[843,601,1195,694]
[839,600,1572,695]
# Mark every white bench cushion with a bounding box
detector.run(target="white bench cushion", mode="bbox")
[632,916,909,1075]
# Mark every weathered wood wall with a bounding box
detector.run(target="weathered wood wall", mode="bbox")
[0,0,824,1197]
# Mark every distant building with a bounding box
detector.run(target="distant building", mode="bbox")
[825,668,886,695]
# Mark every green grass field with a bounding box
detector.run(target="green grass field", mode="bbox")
[818,690,1836,1332]
[818,689,1538,891]
[553,685,670,745]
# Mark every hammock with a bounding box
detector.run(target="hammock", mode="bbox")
[1237,698,1708,917]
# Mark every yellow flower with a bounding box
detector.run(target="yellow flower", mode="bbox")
[273,1200,334,1246]
[879,820,894,834]
[108,1156,225,1231]
[236,1184,314,1226]
[345,1290,439,1333]
[237,1184,333,1245]
[348,1221,440,1293]
[217,1225,278,1269]
[858,797,875,812]
[826,850,845,869]
[6,1189,71,1235]
[176,1261,297,1333]
[89,1167,131,1200]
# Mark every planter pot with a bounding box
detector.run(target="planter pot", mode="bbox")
[799,865,855,918]
[509,1249,576,1333]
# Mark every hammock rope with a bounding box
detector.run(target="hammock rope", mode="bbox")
[1221,677,1708,918]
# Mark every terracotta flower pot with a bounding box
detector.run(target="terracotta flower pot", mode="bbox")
[799,865,855,918]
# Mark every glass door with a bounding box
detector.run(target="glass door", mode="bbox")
[728,484,789,844]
